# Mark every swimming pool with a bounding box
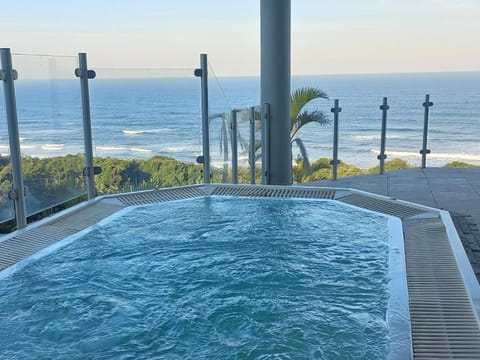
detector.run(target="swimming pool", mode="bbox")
[0,196,409,359]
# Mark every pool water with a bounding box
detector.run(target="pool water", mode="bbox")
[0,197,392,359]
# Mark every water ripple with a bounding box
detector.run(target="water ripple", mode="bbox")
[0,197,390,359]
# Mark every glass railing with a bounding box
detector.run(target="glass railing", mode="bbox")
[236,106,261,184]
[368,98,425,172]
[207,63,232,183]
[289,94,431,181]
[89,68,202,194]
[291,74,480,181]
[427,97,480,168]
[0,84,15,226]
[2,53,480,229]
[12,53,86,217]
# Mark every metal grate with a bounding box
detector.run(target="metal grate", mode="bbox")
[404,217,480,359]
[116,186,207,206]
[0,201,124,272]
[339,193,426,219]
[211,185,335,199]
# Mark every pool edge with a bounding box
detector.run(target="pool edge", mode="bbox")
[1,183,480,359]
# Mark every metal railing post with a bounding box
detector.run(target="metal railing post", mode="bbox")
[262,103,270,185]
[330,99,341,180]
[0,48,27,229]
[231,110,238,184]
[194,54,210,183]
[249,106,256,184]
[420,94,433,169]
[378,97,389,174]
[75,53,97,200]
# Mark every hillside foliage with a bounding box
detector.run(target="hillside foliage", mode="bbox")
[0,154,476,230]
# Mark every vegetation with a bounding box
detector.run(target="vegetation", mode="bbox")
[223,87,330,178]
[0,154,208,228]
[367,158,412,174]
[443,161,480,168]
[293,157,364,183]
[290,87,330,174]
[0,154,478,232]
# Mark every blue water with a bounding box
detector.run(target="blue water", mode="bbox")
[1,70,479,168]
[0,197,391,359]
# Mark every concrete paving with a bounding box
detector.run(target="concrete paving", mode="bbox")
[308,168,480,223]
[307,167,480,281]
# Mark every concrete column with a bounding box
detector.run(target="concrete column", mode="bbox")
[261,0,291,185]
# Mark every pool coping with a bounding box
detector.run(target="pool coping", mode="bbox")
[1,183,480,359]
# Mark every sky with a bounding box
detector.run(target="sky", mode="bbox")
[1,0,480,76]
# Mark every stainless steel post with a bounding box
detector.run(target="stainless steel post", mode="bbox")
[262,103,270,184]
[231,110,238,184]
[249,106,256,184]
[420,94,433,169]
[378,97,389,175]
[75,53,96,199]
[330,99,341,180]
[195,54,211,184]
[0,48,27,229]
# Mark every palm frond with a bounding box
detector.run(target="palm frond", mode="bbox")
[290,110,329,141]
[290,86,329,131]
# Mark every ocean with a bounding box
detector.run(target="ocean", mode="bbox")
[1,71,479,169]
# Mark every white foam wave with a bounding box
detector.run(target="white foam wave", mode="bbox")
[19,137,30,142]
[353,135,381,141]
[122,130,144,135]
[353,135,404,141]
[95,146,126,151]
[164,145,199,153]
[42,144,65,151]
[146,128,170,134]
[122,128,169,136]
[130,147,152,153]
[371,149,480,161]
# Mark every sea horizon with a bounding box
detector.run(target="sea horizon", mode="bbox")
[1,71,479,169]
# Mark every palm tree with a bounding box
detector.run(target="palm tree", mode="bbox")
[213,87,328,181]
[290,86,329,174]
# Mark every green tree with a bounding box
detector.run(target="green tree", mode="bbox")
[290,86,329,175]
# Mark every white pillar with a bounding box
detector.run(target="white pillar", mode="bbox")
[261,0,291,185]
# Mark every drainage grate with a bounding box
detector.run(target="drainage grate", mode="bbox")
[211,185,335,199]
[338,193,426,219]
[116,186,207,206]
[0,201,124,272]
[404,217,480,359]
